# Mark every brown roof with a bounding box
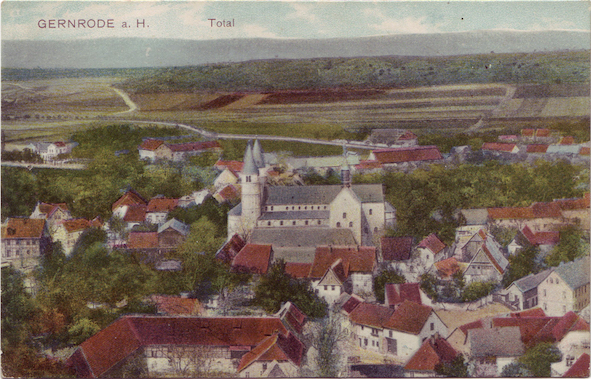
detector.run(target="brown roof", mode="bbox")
[112,190,147,211]
[560,136,575,145]
[563,353,590,378]
[482,142,517,152]
[488,202,562,220]
[383,301,434,334]
[150,295,203,316]
[123,205,147,222]
[62,218,93,233]
[215,160,244,172]
[510,308,546,318]
[531,202,563,218]
[554,196,590,211]
[277,302,307,334]
[168,141,221,152]
[285,262,312,279]
[127,232,159,249]
[580,147,590,156]
[381,236,414,261]
[309,245,376,279]
[385,283,422,307]
[355,160,383,170]
[37,202,69,217]
[526,144,549,153]
[399,131,418,140]
[349,302,394,329]
[341,294,363,314]
[371,146,443,164]
[535,129,551,137]
[216,185,240,201]
[3,218,46,239]
[404,336,458,372]
[215,234,247,264]
[434,258,462,279]
[138,139,164,151]
[232,244,273,275]
[69,316,289,378]
[146,198,179,213]
[418,233,446,255]
[522,129,535,137]
[237,332,305,372]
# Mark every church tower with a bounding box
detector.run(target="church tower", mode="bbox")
[240,141,262,229]
[341,146,351,188]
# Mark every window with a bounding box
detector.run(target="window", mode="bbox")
[267,221,271,226]
[556,279,559,284]
[262,363,267,371]
[332,286,335,291]
[563,291,567,299]
[246,176,251,183]
[550,278,553,284]
[430,323,434,331]
[305,221,309,225]
[544,303,547,311]
[245,372,250,378]
[369,209,373,215]
[292,206,294,210]
[298,206,301,210]
[343,212,347,219]
[324,286,328,290]
[361,326,364,330]
[271,206,273,211]
[364,339,368,346]
[372,340,375,347]
[286,207,289,210]
[376,341,379,347]
[292,221,296,225]
[337,222,341,228]
[318,220,321,225]
[389,331,392,338]
[374,227,378,233]
[280,221,284,226]
[349,222,353,227]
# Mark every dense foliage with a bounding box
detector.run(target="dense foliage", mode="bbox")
[518,342,562,377]
[545,224,589,267]
[435,355,469,377]
[373,269,406,302]
[1,148,43,163]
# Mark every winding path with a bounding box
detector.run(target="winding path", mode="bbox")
[111,87,138,114]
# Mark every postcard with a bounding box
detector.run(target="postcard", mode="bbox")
[1,1,590,378]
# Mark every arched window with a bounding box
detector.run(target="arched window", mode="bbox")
[349,222,353,227]
[337,222,341,228]
[343,212,347,219]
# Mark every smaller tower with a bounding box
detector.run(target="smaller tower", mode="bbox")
[240,141,262,228]
[341,146,351,188]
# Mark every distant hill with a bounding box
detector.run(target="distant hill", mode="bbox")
[2,30,589,69]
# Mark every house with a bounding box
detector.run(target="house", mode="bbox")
[431,258,464,281]
[547,144,582,155]
[403,334,459,377]
[365,146,443,170]
[275,302,307,335]
[561,353,590,378]
[284,262,312,279]
[488,201,563,232]
[463,233,508,283]
[526,144,549,154]
[384,283,423,309]
[231,244,274,275]
[538,256,590,317]
[122,204,147,230]
[1,218,51,270]
[157,219,189,249]
[308,245,376,304]
[228,140,394,245]
[138,139,171,161]
[416,233,446,268]
[150,295,203,316]
[214,167,240,191]
[349,301,447,361]
[214,160,244,173]
[237,331,305,378]
[559,136,575,145]
[497,270,552,311]
[467,325,525,376]
[27,141,71,161]
[30,201,72,233]
[214,184,240,204]
[454,209,489,254]
[364,129,419,148]
[215,234,247,265]
[146,198,179,225]
[554,194,590,230]
[381,236,414,263]
[112,189,148,220]
[67,316,304,378]
[507,225,560,255]
[167,141,222,162]
[52,217,103,255]
[551,330,590,377]
[481,142,519,154]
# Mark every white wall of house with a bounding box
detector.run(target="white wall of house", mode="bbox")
[353,323,383,353]
[312,278,344,305]
[538,271,574,316]
[350,273,373,295]
[139,149,156,162]
[329,188,362,244]
[239,360,298,378]
[146,212,168,225]
[144,345,234,376]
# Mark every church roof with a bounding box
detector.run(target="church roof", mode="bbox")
[242,142,258,175]
[251,228,356,248]
[259,210,330,220]
[265,184,383,205]
[252,139,265,168]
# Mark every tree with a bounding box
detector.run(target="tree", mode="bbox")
[489,225,518,248]
[309,311,349,377]
[420,273,439,301]
[500,362,532,377]
[373,269,406,303]
[67,318,101,345]
[545,224,588,267]
[518,342,561,377]
[461,281,496,302]
[435,354,469,377]
[503,244,542,287]
[1,267,37,347]
[164,345,212,377]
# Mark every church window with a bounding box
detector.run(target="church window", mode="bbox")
[292,221,296,226]
[318,220,321,225]
[280,221,284,226]
[305,206,307,210]
[343,212,347,219]
[267,222,271,226]
[349,222,353,227]
[369,209,373,215]
[305,221,309,225]
[298,206,301,210]
[337,222,341,228]
[246,176,251,183]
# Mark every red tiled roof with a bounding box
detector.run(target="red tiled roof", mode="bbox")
[404,336,458,372]
[112,190,147,211]
[355,160,383,170]
[434,258,462,279]
[371,146,443,164]
[536,129,551,137]
[69,316,290,377]
[458,320,484,336]
[278,302,307,334]
[526,144,549,153]
[385,283,422,308]
[215,160,244,172]
[488,207,535,219]
[309,245,376,279]
[531,202,563,218]
[38,202,69,217]
[522,129,535,137]
[232,244,273,275]
[399,131,418,140]
[482,142,517,152]
[123,205,147,223]
[62,218,93,233]
[383,301,433,334]
[341,295,363,314]
[349,302,394,329]
[552,312,590,341]
[418,233,446,255]
[216,185,240,201]
[237,332,305,372]
[150,295,202,315]
[563,353,590,377]
[3,218,46,239]
[554,196,590,211]
[168,141,221,152]
[285,262,312,279]
[215,234,247,264]
[381,236,414,261]
[580,147,590,156]
[330,259,349,284]
[532,231,560,245]
[138,139,164,151]
[127,232,159,249]
[560,136,575,145]
[146,198,179,213]
[510,308,546,318]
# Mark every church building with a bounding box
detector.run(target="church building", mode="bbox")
[228,140,395,246]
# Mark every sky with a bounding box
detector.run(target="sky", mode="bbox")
[2,1,590,41]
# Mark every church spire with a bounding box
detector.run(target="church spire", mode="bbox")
[252,138,265,168]
[242,141,258,175]
[341,145,351,188]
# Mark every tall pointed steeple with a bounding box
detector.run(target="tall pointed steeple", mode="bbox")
[252,138,265,169]
[341,145,351,188]
[242,141,258,175]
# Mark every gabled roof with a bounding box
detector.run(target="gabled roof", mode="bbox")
[242,142,258,175]
[521,226,560,246]
[404,336,458,372]
[340,294,363,315]
[216,184,240,202]
[563,353,590,378]
[150,295,203,315]
[168,141,221,152]
[232,244,273,275]
[264,184,384,205]
[478,237,509,274]
[521,129,535,137]
[123,205,147,223]
[112,190,148,211]
[559,136,575,145]
[276,302,307,334]
[371,146,442,164]
[36,202,70,217]
[215,234,246,264]
[3,218,46,239]
[385,283,422,307]
[309,245,376,279]
[62,218,93,233]
[237,332,305,372]
[157,218,190,236]
[68,316,290,378]
[215,160,244,172]
[418,233,446,255]
[127,232,159,249]
[536,129,551,137]
[554,195,590,211]
[381,236,414,261]
[531,202,563,218]
[526,144,549,153]
[580,147,590,156]
[553,256,590,291]
[146,198,179,213]
[383,301,434,335]
[434,258,462,279]
[468,326,525,357]
[138,139,164,151]
[349,302,394,329]
[482,142,517,152]
[285,262,312,279]
[509,270,552,293]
